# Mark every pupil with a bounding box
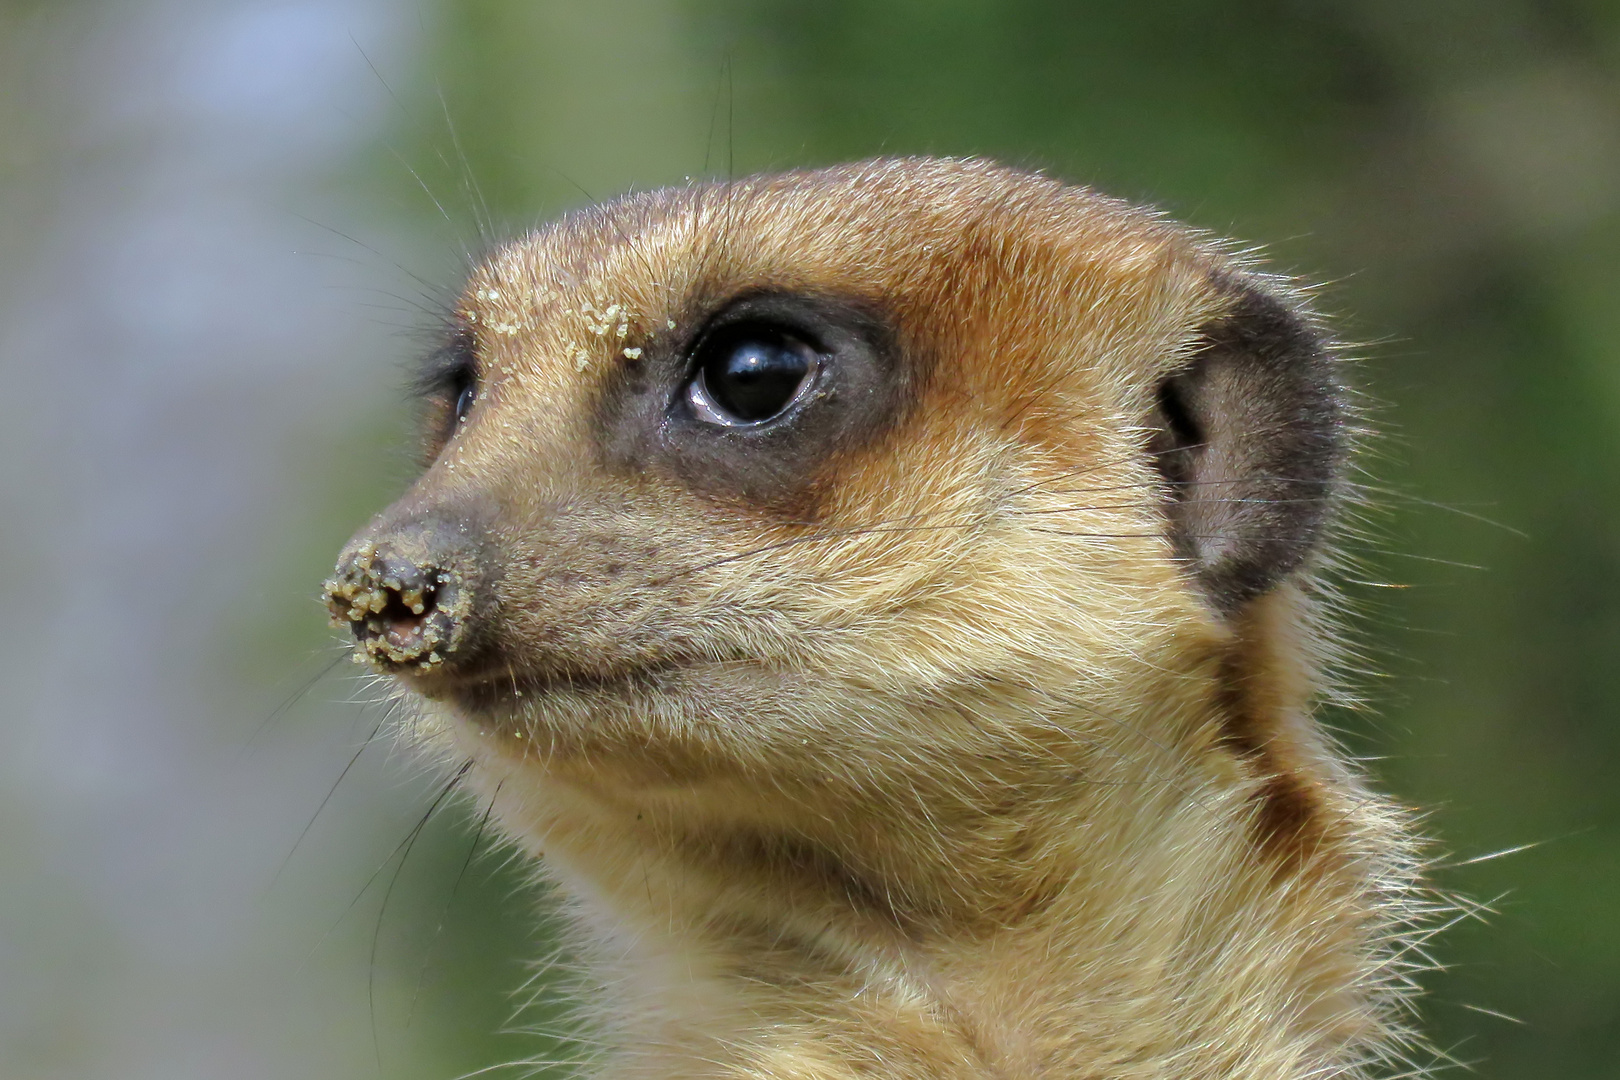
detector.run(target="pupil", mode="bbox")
[705,337,810,421]
[454,379,475,422]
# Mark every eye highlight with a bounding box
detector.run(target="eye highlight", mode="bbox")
[686,325,820,426]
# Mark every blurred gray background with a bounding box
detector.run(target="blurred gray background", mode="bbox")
[1,1,1617,1077]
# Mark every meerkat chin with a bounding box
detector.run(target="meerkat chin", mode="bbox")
[325,158,1427,1080]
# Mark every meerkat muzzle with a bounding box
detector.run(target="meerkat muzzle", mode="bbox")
[324,525,481,671]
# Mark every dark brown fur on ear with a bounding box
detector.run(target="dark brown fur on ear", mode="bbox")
[1151,278,1347,613]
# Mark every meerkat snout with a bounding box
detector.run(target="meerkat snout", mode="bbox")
[325,515,489,671]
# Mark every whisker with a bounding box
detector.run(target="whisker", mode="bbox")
[1004,451,1146,497]
[371,761,474,1072]
[287,211,452,301]
[703,56,727,177]
[267,702,391,895]
[238,650,347,762]
[408,779,505,1027]
[435,79,496,249]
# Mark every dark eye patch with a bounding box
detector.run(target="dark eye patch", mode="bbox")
[594,292,908,514]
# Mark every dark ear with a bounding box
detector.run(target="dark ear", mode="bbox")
[1149,278,1347,613]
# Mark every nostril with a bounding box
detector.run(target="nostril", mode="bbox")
[323,540,475,671]
[372,561,438,646]
[377,583,434,644]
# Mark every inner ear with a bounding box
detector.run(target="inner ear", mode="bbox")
[1149,279,1347,613]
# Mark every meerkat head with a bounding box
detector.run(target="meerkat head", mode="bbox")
[325,154,1347,893]
[321,159,1429,1076]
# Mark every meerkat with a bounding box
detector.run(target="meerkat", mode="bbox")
[325,157,1429,1080]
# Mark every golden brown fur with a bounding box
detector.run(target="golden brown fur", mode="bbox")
[327,158,1427,1079]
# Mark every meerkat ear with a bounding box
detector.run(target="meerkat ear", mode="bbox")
[1148,278,1347,614]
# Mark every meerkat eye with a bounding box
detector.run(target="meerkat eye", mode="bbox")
[411,325,481,462]
[453,372,477,424]
[686,326,820,426]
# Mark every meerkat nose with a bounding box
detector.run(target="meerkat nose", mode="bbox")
[323,519,483,672]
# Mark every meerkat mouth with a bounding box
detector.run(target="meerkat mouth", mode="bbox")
[417,656,710,715]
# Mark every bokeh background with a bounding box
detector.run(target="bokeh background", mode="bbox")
[2,1,1617,1077]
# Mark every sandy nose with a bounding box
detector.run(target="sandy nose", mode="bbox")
[323,525,480,670]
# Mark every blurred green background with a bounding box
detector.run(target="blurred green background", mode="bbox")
[2,1,1617,1077]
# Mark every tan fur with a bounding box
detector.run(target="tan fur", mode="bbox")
[332,159,1427,1079]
